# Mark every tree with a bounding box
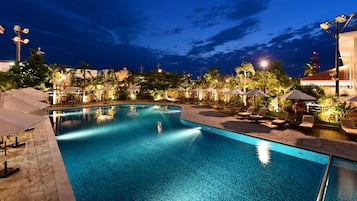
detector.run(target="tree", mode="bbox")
[303,63,317,76]
[139,70,184,100]
[75,61,92,87]
[9,48,50,88]
[0,71,17,91]
[234,62,255,92]
[268,61,293,96]
[303,51,320,76]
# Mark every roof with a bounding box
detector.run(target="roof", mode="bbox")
[300,65,350,81]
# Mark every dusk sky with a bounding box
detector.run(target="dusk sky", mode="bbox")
[1,1,357,77]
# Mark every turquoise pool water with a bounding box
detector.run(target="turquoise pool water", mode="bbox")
[50,104,357,201]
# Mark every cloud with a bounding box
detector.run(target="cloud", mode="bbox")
[188,18,260,56]
[188,0,270,27]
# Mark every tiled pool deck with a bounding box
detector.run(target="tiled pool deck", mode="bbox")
[1,102,357,200]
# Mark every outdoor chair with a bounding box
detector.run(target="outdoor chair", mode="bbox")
[271,111,289,129]
[248,108,268,122]
[299,115,314,134]
[237,106,255,118]
[340,119,357,141]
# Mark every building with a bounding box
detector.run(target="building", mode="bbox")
[0,60,15,71]
[300,30,357,96]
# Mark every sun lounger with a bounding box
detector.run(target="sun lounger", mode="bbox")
[237,106,255,118]
[340,119,357,141]
[271,111,289,129]
[0,161,20,178]
[299,115,314,134]
[248,108,267,122]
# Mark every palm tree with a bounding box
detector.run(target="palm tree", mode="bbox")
[48,64,71,104]
[234,62,255,93]
[303,63,317,76]
[75,61,92,87]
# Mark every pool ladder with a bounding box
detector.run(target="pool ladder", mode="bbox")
[316,154,333,201]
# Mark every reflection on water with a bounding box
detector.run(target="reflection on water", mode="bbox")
[256,141,271,165]
[157,121,162,134]
[96,107,115,122]
[312,128,346,141]
[127,105,138,117]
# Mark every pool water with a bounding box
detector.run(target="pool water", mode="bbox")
[50,104,357,201]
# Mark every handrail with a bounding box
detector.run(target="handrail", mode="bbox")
[316,154,333,201]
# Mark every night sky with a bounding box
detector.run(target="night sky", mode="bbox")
[1,0,357,77]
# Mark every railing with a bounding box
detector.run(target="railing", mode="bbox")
[316,154,333,201]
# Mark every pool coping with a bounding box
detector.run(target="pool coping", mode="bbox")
[44,118,75,201]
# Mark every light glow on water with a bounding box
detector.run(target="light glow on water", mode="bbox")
[256,141,271,165]
[159,127,202,142]
[56,126,113,140]
[181,119,329,164]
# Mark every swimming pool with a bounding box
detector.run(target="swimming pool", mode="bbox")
[50,104,357,201]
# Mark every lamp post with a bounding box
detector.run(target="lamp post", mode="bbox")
[320,12,357,97]
[260,60,268,93]
[12,25,29,63]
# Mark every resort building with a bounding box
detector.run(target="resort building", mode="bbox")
[0,60,14,71]
[300,30,357,96]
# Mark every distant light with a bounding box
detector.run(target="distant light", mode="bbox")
[22,28,29,34]
[260,60,268,68]
[335,15,347,23]
[13,25,21,32]
[12,36,20,42]
[320,22,329,30]
[0,25,4,34]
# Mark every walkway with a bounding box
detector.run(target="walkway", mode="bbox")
[0,102,356,200]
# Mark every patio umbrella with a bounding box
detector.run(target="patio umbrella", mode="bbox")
[245,89,268,97]
[340,95,357,102]
[177,87,186,92]
[2,92,49,113]
[229,89,243,95]
[279,90,316,121]
[245,89,268,107]
[7,89,46,102]
[64,86,83,94]
[218,88,230,93]
[0,108,45,177]
[205,87,216,93]
[279,90,316,101]
[0,108,45,137]
[18,87,48,102]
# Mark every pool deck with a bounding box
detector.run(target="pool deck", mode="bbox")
[1,102,357,200]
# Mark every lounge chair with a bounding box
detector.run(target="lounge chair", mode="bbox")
[340,119,357,141]
[0,161,20,178]
[237,106,255,118]
[271,111,289,129]
[299,115,314,134]
[248,108,268,122]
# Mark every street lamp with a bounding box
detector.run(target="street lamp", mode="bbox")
[12,25,29,63]
[320,12,357,97]
[260,60,268,93]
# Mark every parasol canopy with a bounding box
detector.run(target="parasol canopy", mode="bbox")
[1,92,49,113]
[18,87,48,102]
[340,95,357,102]
[229,89,243,95]
[279,90,316,100]
[245,89,268,97]
[0,108,45,137]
